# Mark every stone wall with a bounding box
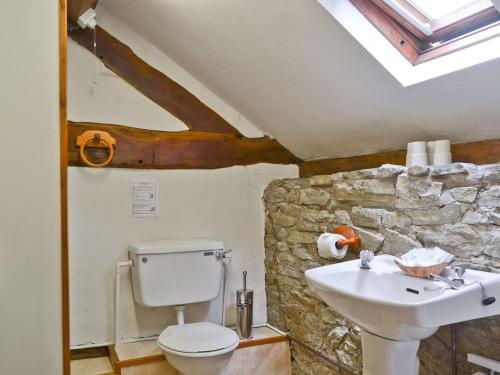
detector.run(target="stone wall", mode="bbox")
[264,163,500,375]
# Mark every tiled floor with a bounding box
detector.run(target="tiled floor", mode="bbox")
[222,341,291,375]
[70,357,114,375]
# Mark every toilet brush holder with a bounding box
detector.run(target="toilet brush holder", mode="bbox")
[236,271,253,339]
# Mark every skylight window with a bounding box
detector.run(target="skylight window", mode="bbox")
[409,0,479,20]
[318,0,500,85]
[349,0,500,64]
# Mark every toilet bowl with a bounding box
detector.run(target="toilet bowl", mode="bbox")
[128,239,239,375]
[158,322,239,375]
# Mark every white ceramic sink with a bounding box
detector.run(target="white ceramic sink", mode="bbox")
[305,255,500,375]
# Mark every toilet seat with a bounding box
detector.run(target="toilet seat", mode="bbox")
[158,322,239,358]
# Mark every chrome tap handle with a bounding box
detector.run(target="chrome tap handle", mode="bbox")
[215,249,232,260]
[360,250,374,269]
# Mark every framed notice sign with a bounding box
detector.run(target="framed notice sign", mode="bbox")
[131,179,158,217]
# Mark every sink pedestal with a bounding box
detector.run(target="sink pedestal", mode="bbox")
[362,330,420,375]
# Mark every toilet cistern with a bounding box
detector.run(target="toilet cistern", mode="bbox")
[128,239,239,375]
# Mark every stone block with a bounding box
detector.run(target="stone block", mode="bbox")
[271,209,297,227]
[352,226,385,252]
[299,188,331,206]
[376,164,406,179]
[381,210,412,230]
[478,185,500,208]
[264,186,287,203]
[288,231,318,244]
[408,203,462,225]
[415,223,483,257]
[408,165,429,177]
[431,163,484,188]
[382,228,421,255]
[481,163,500,182]
[310,175,333,186]
[332,209,353,225]
[334,179,396,203]
[484,229,500,259]
[351,206,384,228]
[449,187,478,203]
[396,174,444,209]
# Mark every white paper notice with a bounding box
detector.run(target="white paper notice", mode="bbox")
[131,179,158,217]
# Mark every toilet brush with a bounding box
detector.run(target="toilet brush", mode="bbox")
[236,271,253,339]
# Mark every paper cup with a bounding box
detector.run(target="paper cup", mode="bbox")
[427,141,435,165]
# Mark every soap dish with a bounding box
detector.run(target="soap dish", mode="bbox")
[394,255,447,278]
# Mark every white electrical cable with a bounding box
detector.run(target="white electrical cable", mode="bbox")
[92,28,98,86]
[221,256,232,327]
[115,260,133,345]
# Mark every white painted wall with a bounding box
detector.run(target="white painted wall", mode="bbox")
[0,1,61,374]
[69,165,296,346]
[101,0,500,160]
[68,10,298,347]
[68,6,264,137]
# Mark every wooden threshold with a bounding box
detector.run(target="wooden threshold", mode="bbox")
[237,334,289,349]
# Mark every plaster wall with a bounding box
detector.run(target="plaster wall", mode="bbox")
[0,0,61,373]
[68,9,298,347]
[101,0,500,160]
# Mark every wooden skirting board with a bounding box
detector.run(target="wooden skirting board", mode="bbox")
[68,121,299,169]
[299,138,500,177]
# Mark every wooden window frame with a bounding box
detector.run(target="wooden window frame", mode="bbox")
[350,0,500,65]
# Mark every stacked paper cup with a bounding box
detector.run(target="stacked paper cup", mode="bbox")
[432,140,452,165]
[406,141,428,166]
[406,140,451,166]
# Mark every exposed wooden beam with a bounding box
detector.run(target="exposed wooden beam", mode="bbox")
[69,27,242,136]
[59,1,70,375]
[300,150,406,178]
[68,0,97,24]
[299,139,500,177]
[68,122,300,169]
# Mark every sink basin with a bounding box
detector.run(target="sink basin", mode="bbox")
[305,255,500,375]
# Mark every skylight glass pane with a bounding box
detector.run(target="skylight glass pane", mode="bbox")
[408,0,489,19]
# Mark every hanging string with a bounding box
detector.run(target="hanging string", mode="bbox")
[92,27,98,86]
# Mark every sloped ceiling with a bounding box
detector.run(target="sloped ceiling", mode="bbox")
[99,0,500,160]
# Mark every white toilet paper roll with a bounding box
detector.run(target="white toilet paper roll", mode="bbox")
[317,233,348,259]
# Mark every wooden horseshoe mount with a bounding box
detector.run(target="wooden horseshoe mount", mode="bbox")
[76,130,116,168]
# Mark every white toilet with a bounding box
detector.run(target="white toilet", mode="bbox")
[129,239,239,375]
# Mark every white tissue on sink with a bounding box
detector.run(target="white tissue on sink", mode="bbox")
[395,247,454,267]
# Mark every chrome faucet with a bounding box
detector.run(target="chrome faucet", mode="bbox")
[428,274,464,290]
[360,250,374,269]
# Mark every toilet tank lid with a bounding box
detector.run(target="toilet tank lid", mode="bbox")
[129,239,224,255]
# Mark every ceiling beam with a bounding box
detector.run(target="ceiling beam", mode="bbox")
[69,26,243,136]
[68,122,300,169]
[299,139,500,177]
